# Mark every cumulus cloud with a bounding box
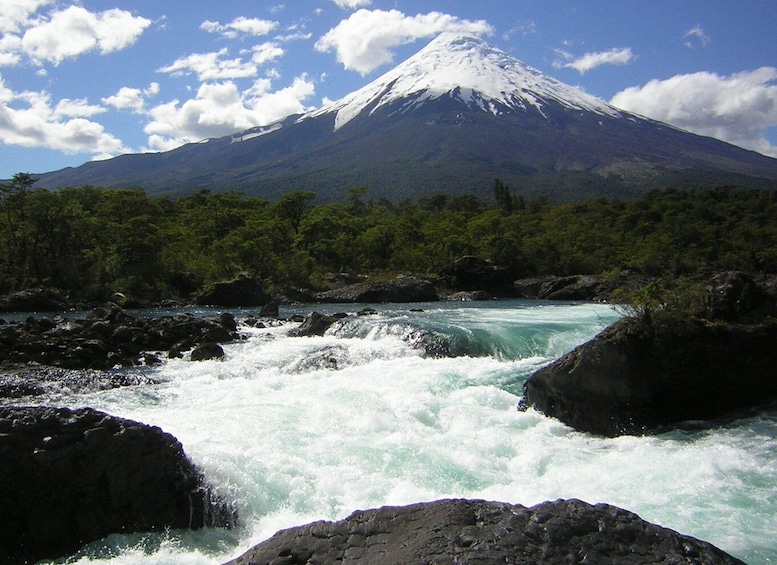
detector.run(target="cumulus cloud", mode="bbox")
[249,42,285,65]
[0,0,52,33]
[200,17,277,39]
[19,6,151,65]
[102,83,159,113]
[315,9,493,75]
[553,47,636,74]
[143,75,316,151]
[0,74,127,156]
[611,67,777,157]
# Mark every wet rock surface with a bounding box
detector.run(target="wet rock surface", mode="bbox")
[513,272,647,302]
[224,498,743,565]
[314,275,439,303]
[195,273,273,307]
[521,272,777,436]
[0,365,158,401]
[0,406,235,564]
[0,302,242,370]
[440,256,514,296]
[0,287,70,313]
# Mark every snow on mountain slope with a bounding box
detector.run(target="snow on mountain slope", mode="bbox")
[305,32,621,131]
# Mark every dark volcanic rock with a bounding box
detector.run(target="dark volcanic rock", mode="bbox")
[0,287,69,313]
[514,272,647,302]
[195,273,272,307]
[224,498,742,565]
[0,304,240,370]
[520,316,777,436]
[446,290,493,301]
[259,300,280,318]
[0,406,234,564]
[190,341,225,361]
[295,312,345,337]
[315,275,439,303]
[439,256,514,296]
[707,271,766,321]
[0,365,157,400]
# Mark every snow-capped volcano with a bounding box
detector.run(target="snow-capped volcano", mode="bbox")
[308,32,620,130]
[34,33,777,201]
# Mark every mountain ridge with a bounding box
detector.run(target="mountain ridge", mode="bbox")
[33,33,777,201]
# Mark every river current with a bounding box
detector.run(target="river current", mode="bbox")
[20,300,777,564]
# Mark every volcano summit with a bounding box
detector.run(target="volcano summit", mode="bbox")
[35,33,777,201]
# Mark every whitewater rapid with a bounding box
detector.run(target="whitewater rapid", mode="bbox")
[26,300,777,564]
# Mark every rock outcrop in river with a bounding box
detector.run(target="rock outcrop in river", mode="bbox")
[224,498,743,565]
[521,272,777,436]
[0,406,234,564]
[0,303,240,370]
[314,275,439,303]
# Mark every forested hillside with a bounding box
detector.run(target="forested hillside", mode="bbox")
[2,173,776,304]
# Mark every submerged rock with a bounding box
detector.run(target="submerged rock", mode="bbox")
[0,406,235,564]
[190,341,225,361]
[224,498,742,565]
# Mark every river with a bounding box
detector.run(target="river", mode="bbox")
[21,300,776,564]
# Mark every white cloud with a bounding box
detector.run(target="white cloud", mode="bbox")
[611,67,777,157]
[684,25,710,48]
[275,31,312,42]
[0,0,52,33]
[315,9,493,75]
[102,83,159,113]
[53,97,105,118]
[19,6,151,65]
[0,32,23,66]
[331,0,371,8]
[0,74,127,156]
[200,17,277,39]
[249,42,285,65]
[158,48,261,81]
[158,42,284,82]
[504,20,538,41]
[553,47,636,74]
[143,75,316,151]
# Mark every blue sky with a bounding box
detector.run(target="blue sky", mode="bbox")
[1,0,776,180]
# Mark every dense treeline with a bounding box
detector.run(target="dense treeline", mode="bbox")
[1,173,776,304]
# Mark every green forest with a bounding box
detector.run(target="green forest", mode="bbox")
[1,173,776,304]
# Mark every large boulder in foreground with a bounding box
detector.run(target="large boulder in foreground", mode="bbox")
[520,316,777,436]
[224,498,742,565]
[0,406,234,564]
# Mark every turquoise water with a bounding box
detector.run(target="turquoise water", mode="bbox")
[26,300,776,564]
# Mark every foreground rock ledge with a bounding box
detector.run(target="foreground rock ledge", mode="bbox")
[0,406,234,564]
[225,498,741,565]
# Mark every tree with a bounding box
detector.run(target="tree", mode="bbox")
[493,178,513,215]
[0,173,36,287]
